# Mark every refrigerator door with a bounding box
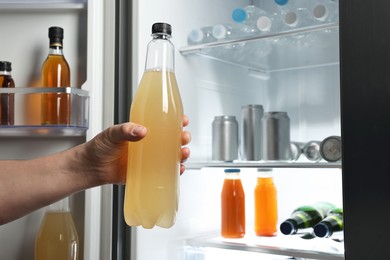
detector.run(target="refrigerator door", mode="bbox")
[340,0,390,259]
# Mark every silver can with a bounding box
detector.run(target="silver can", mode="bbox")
[240,104,263,161]
[302,141,322,161]
[212,115,238,162]
[320,135,342,162]
[290,141,304,161]
[261,111,291,161]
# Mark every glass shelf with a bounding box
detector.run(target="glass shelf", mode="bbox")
[185,161,341,170]
[0,1,86,11]
[186,232,344,260]
[0,87,89,137]
[179,22,339,72]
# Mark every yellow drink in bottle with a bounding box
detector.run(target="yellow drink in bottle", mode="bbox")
[35,198,79,260]
[124,23,183,229]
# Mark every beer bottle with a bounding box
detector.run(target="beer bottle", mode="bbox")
[280,202,335,235]
[41,26,71,125]
[0,61,15,125]
[314,207,343,238]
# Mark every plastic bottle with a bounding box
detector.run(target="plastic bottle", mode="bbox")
[274,0,314,28]
[308,0,339,23]
[221,169,245,238]
[254,169,278,236]
[124,23,183,229]
[41,26,71,125]
[231,5,270,35]
[314,207,343,238]
[280,202,336,235]
[35,198,79,260]
[0,61,15,125]
[212,23,246,40]
[187,26,216,45]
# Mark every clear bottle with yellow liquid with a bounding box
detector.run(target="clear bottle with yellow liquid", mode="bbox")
[35,197,79,260]
[124,22,183,229]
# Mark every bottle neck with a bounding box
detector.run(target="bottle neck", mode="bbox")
[145,33,175,72]
[47,197,70,212]
[49,39,64,55]
[0,70,11,76]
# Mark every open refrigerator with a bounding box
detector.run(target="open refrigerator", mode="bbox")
[0,0,390,260]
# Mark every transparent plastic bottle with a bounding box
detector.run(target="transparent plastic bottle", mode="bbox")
[35,198,79,260]
[254,169,278,237]
[187,26,216,45]
[308,0,339,23]
[274,0,314,28]
[221,169,245,238]
[232,5,271,35]
[124,23,183,229]
[41,26,71,125]
[212,23,246,40]
[0,61,15,125]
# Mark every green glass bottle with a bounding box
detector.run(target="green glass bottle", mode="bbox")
[280,202,336,235]
[314,207,343,238]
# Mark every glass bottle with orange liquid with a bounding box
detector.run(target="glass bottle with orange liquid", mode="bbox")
[221,168,246,238]
[124,23,183,229]
[0,61,15,125]
[41,26,71,125]
[254,168,278,236]
[35,197,79,260]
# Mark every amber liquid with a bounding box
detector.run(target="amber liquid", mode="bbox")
[124,70,183,229]
[254,177,278,236]
[0,74,15,125]
[41,53,71,125]
[35,211,79,260]
[221,175,246,238]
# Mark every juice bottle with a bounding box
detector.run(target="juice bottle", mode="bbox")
[35,198,79,260]
[124,23,183,229]
[254,168,278,236]
[221,169,246,238]
[41,26,71,125]
[0,61,15,125]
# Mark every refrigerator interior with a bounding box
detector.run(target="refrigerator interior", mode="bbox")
[0,1,88,259]
[131,0,342,260]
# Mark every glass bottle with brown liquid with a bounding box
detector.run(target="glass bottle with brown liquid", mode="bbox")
[0,61,15,125]
[41,26,71,125]
[35,197,79,260]
[221,168,246,238]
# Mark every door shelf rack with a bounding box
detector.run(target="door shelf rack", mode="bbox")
[0,87,89,137]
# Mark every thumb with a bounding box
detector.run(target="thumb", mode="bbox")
[108,122,147,143]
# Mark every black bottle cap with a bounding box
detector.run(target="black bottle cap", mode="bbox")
[49,26,64,39]
[280,220,297,235]
[0,61,12,71]
[314,222,331,238]
[152,22,172,36]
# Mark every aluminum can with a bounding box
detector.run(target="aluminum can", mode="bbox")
[302,141,322,161]
[212,116,238,161]
[290,142,304,161]
[320,135,342,162]
[240,104,263,161]
[261,112,291,161]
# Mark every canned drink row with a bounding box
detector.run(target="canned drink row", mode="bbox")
[212,104,341,162]
[212,105,291,162]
